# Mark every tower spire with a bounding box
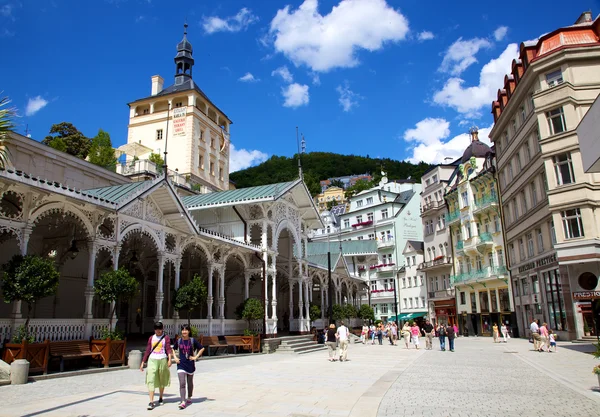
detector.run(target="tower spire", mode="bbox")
[174,21,195,85]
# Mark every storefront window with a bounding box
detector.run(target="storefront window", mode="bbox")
[470,292,477,313]
[490,290,498,312]
[544,269,567,331]
[499,288,511,311]
[479,291,490,313]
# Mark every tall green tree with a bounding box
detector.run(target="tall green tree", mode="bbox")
[1,255,60,338]
[345,179,375,199]
[174,274,208,327]
[88,129,117,169]
[42,122,91,159]
[357,304,375,322]
[0,96,15,169]
[94,268,138,333]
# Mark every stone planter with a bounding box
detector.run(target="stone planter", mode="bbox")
[90,338,127,367]
[2,340,49,374]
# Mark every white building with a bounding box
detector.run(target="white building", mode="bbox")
[397,240,427,323]
[312,176,423,322]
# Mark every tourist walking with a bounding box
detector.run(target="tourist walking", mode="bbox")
[326,324,338,361]
[140,321,173,410]
[422,319,434,350]
[446,323,455,352]
[370,324,376,345]
[438,323,446,351]
[172,325,204,410]
[453,323,459,337]
[539,322,549,352]
[377,323,384,345]
[391,322,398,346]
[410,322,420,349]
[501,323,509,343]
[530,318,541,351]
[492,323,499,343]
[361,324,368,344]
[337,321,350,361]
[548,329,557,352]
[401,322,411,348]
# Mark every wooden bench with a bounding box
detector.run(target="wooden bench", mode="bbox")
[225,336,252,354]
[49,340,101,372]
[201,336,229,356]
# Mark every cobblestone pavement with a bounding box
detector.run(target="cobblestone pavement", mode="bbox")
[0,337,598,417]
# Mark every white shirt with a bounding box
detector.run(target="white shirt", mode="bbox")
[530,322,539,333]
[337,325,349,341]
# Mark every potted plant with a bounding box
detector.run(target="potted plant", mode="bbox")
[584,321,591,337]
[236,298,263,352]
[309,303,321,322]
[593,364,600,389]
[1,254,59,374]
[91,268,138,367]
[173,274,208,328]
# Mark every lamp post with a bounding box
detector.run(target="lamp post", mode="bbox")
[321,211,334,325]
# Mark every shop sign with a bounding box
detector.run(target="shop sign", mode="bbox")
[173,107,187,137]
[573,291,600,300]
[518,254,557,273]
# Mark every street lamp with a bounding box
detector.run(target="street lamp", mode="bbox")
[321,210,335,325]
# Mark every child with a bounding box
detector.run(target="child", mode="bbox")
[172,325,204,410]
[140,321,173,410]
[548,330,557,352]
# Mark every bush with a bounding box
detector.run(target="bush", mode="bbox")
[358,304,375,322]
[12,325,35,344]
[99,328,124,341]
[310,303,321,320]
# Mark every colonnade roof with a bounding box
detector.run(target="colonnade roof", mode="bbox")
[307,240,377,257]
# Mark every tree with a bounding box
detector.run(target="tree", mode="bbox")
[343,304,357,321]
[42,122,91,159]
[149,152,165,174]
[329,179,344,188]
[309,303,321,321]
[173,274,208,327]
[345,178,374,199]
[0,96,15,169]
[332,304,345,322]
[357,304,375,323]
[1,255,60,338]
[88,129,117,170]
[238,298,264,331]
[326,198,338,210]
[94,268,138,334]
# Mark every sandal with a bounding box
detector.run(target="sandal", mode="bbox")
[147,402,155,410]
[178,402,186,410]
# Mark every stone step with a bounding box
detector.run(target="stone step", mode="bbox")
[571,336,599,344]
[280,341,319,349]
[277,344,327,354]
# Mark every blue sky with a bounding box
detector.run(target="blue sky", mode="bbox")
[1,0,598,171]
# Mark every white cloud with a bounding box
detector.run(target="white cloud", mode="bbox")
[417,31,434,41]
[229,144,268,172]
[271,66,294,83]
[238,72,260,82]
[309,72,321,85]
[439,37,492,76]
[282,83,309,108]
[433,43,518,115]
[402,118,493,164]
[494,26,508,41]
[269,0,409,72]
[25,96,48,116]
[336,83,362,112]
[202,8,258,34]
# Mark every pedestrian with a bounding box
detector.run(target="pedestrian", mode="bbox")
[337,321,350,361]
[370,324,376,345]
[501,323,509,343]
[410,321,420,349]
[326,323,338,361]
[377,323,384,345]
[446,323,455,352]
[453,323,459,337]
[422,319,434,350]
[402,322,411,348]
[492,323,499,343]
[530,318,541,351]
[548,329,557,352]
[539,322,549,352]
[391,322,398,346]
[438,323,446,351]
[361,324,368,344]
[140,321,173,410]
[172,325,204,410]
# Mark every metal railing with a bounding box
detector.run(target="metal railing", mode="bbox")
[473,194,498,211]
[456,240,464,250]
[417,256,452,270]
[116,159,193,189]
[451,266,509,284]
[445,210,460,223]
[479,232,493,243]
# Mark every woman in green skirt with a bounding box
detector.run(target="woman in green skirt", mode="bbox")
[140,321,173,410]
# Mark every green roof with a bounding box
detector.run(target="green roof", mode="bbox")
[183,181,298,209]
[307,240,377,256]
[307,253,342,269]
[84,181,152,204]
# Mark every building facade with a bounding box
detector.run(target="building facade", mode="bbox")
[397,241,427,323]
[445,129,515,337]
[490,11,600,340]
[320,173,372,192]
[419,162,458,326]
[125,24,231,193]
[315,186,346,212]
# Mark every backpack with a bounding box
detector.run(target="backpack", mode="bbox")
[438,326,446,336]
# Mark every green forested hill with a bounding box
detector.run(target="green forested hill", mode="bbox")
[229,152,431,196]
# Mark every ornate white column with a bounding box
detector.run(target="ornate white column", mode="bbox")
[244,272,250,300]
[218,266,225,319]
[173,257,182,319]
[303,279,310,322]
[12,227,32,319]
[320,285,325,320]
[84,240,97,319]
[155,253,166,321]
[112,245,121,270]
[297,279,304,320]
[207,264,214,319]
[271,254,277,320]
[289,277,294,320]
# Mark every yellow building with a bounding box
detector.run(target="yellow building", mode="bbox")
[124,24,231,193]
[315,186,346,211]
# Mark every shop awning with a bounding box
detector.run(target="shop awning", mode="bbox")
[392,312,428,321]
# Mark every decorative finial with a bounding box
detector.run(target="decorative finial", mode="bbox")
[184,22,188,36]
[469,126,479,142]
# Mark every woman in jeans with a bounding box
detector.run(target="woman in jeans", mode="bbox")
[326,324,338,361]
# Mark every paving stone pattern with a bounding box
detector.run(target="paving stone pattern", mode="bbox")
[0,338,598,417]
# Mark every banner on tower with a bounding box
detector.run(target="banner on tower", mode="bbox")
[173,107,187,137]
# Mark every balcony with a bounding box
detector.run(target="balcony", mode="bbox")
[456,240,464,251]
[450,266,509,285]
[428,288,455,300]
[370,289,396,299]
[377,237,395,249]
[420,199,444,216]
[116,159,193,190]
[370,263,396,273]
[417,256,452,271]
[473,194,498,213]
[352,220,373,229]
[445,210,460,224]
[479,232,493,243]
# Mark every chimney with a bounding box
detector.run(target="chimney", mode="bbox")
[575,11,592,24]
[151,75,164,96]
